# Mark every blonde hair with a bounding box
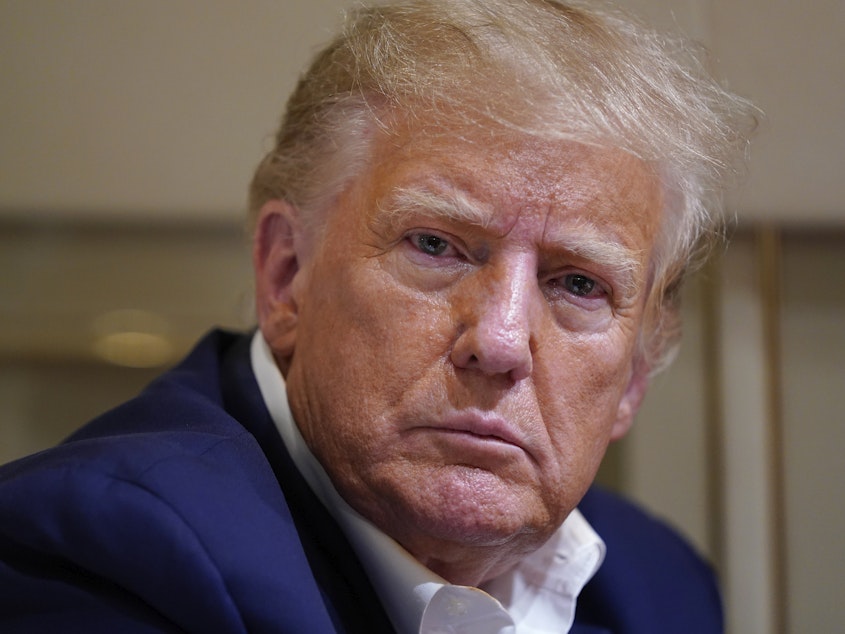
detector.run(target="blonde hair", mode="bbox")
[249,0,756,372]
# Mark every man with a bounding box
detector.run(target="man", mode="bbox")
[0,0,754,632]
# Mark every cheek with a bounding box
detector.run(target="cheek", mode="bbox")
[294,259,452,417]
[346,257,457,348]
[535,331,635,446]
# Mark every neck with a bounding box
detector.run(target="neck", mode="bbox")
[407,534,545,587]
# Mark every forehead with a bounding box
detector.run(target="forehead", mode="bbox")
[356,121,664,247]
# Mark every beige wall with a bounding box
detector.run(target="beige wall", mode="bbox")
[2,0,844,224]
[1,2,843,632]
[0,0,346,220]
[780,235,845,632]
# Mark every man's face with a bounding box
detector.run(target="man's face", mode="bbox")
[258,121,663,583]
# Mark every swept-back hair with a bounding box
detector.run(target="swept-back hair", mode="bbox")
[249,0,756,372]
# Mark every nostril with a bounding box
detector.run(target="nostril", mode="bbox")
[508,357,533,383]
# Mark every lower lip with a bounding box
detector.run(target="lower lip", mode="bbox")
[420,427,525,457]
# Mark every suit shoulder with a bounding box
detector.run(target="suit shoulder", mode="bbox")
[579,486,705,556]
[0,431,333,633]
[0,379,333,630]
[576,486,723,633]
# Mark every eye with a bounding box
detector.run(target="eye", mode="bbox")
[547,272,608,301]
[412,233,451,256]
[563,273,601,297]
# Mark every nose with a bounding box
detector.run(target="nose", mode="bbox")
[450,259,539,382]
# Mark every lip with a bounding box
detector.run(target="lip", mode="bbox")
[419,410,529,452]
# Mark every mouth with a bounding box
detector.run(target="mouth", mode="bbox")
[418,411,529,454]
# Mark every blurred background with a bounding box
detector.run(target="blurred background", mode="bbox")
[1,1,843,631]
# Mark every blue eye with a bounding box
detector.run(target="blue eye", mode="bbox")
[563,274,599,297]
[414,234,450,256]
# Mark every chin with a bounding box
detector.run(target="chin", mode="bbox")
[391,465,556,548]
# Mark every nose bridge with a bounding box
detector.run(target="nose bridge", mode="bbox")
[482,257,535,341]
[454,254,538,381]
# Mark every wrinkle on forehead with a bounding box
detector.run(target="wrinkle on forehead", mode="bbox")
[366,122,662,292]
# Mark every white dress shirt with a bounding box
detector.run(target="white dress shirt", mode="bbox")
[250,332,605,634]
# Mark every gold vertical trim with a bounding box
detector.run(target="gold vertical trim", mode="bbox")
[757,226,788,634]
[701,253,725,573]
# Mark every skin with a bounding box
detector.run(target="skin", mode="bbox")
[254,119,663,586]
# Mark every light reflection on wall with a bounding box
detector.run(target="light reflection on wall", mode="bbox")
[92,309,173,368]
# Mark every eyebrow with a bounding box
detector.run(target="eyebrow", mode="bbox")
[546,219,644,297]
[381,184,494,229]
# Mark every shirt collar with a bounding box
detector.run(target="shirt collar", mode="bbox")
[250,331,605,634]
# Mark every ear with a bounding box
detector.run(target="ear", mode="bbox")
[253,199,307,366]
[610,357,650,441]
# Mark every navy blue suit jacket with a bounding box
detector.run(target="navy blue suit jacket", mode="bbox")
[0,331,722,633]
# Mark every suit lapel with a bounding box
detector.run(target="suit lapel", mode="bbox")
[219,333,396,633]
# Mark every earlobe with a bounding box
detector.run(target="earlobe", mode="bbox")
[253,199,305,364]
[610,358,650,441]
